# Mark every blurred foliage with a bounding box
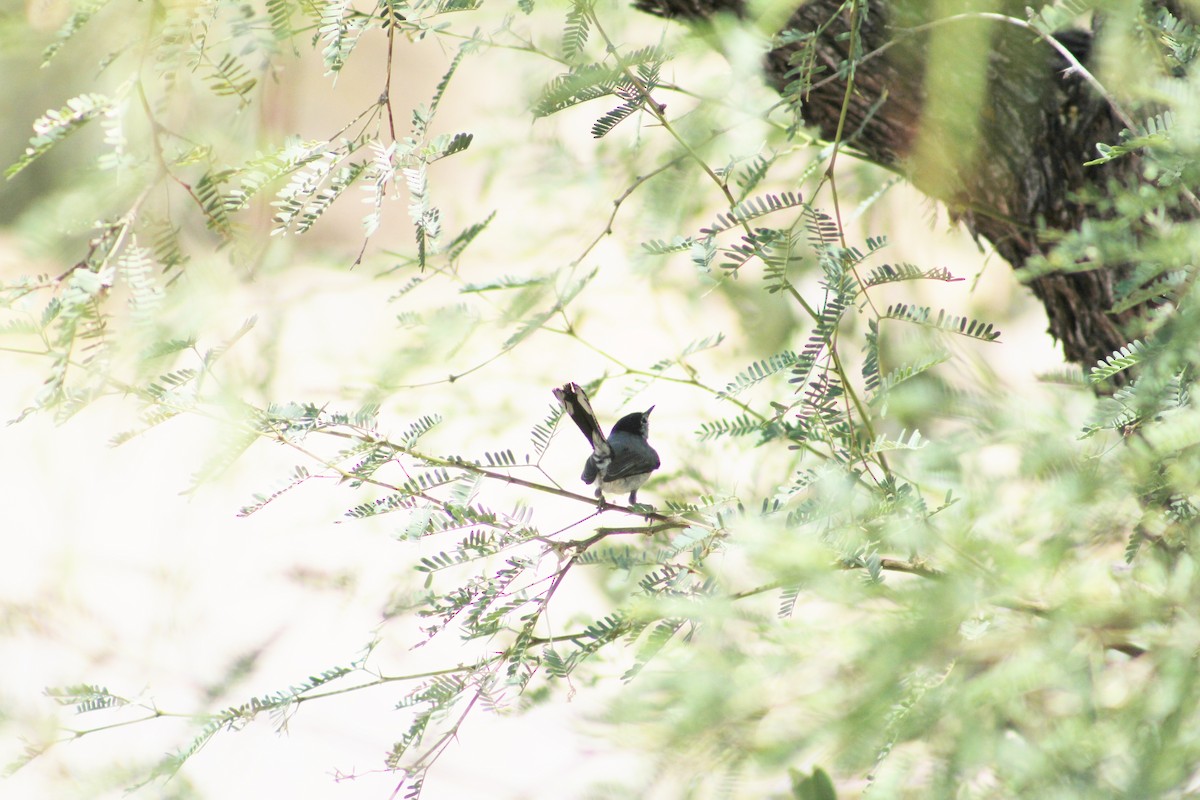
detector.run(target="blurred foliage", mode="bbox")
[5,0,1200,798]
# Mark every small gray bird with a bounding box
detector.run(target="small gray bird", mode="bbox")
[553,382,660,505]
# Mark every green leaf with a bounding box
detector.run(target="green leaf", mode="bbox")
[1138,409,1200,456]
[790,766,837,800]
[460,275,549,293]
[430,131,473,161]
[720,351,799,397]
[882,303,1001,341]
[871,352,951,400]
[41,0,109,65]
[445,211,496,262]
[641,236,695,255]
[238,466,312,517]
[533,48,661,118]
[296,161,368,234]
[862,318,881,393]
[562,0,592,62]
[1085,112,1173,166]
[778,586,802,618]
[864,428,925,454]
[414,46,470,140]
[690,235,716,272]
[681,332,725,356]
[719,228,787,275]
[529,402,564,456]
[789,273,855,392]
[532,62,624,117]
[1090,340,1145,383]
[266,0,295,38]
[205,53,257,104]
[319,0,366,75]
[502,267,596,348]
[186,426,259,493]
[1028,0,1093,35]
[699,192,806,236]
[194,169,236,236]
[7,93,113,179]
[227,139,329,212]
[622,618,685,681]
[44,684,128,714]
[696,414,761,441]
[119,244,164,326]
[1111,270,1186,314]
[591,99,638,138]
[862,262,962,288]
[734,153,774,202]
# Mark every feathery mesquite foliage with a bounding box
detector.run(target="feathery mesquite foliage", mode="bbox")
[6,1,1200,798]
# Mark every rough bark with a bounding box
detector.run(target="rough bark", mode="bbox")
[635,0,1151,379]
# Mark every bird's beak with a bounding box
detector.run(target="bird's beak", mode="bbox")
[645,405,655,416]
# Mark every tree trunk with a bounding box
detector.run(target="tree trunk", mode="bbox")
[635,0,1149,380]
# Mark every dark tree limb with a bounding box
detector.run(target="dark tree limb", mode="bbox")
[635,0,1163,381]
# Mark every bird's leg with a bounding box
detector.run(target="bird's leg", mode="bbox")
[628,490,654,516]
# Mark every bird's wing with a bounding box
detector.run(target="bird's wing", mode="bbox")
[602,435,660,481]
[580,454,600,485]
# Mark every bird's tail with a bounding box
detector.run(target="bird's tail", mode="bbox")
[552,383,611,458]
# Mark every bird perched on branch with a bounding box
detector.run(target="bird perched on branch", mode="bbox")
[552,382,660,505]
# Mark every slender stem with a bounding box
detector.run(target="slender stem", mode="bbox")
[271,422,711,529]
[385,13,397,141]
[803,0,889,481]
